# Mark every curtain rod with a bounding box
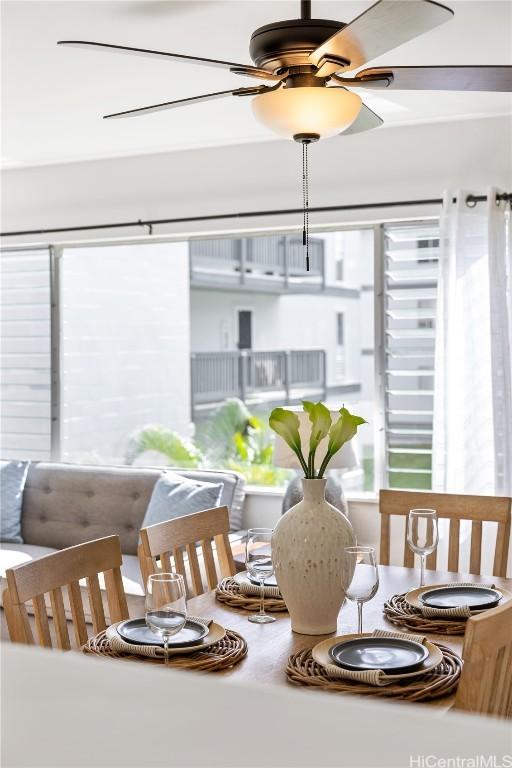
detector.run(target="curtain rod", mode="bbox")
[1,192,510,238]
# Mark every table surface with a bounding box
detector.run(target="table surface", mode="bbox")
[183,565,512,701]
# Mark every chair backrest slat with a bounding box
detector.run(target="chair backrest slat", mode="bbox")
[67,580,89,647]
[173,546,186,576]
[494,517,512,577]
[139,507,236,598]
[214,532,236,577]
[469,520,483,575]
[160,550,172,573]
[403,525,414,567]
[185,543,203,596]
[201,539,218,590]
[86,572,107,635]
[379,490,511,576]
[455,601,512,718]
[379,513,391,565]
[448,518,460,572]
[4,536,129,649]
[104,568,129,625]
[49,587,71,650]
[32,594,52,647]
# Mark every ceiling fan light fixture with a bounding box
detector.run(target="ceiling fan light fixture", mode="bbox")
[251,86,362,141]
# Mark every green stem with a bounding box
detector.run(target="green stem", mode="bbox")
[292,446,309,477]
[317,451,332,479]
[308,449,316,479]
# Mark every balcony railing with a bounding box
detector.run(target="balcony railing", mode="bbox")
[190,235,325,291]
[191,349,327,415]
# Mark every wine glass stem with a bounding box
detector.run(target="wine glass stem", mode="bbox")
[357,601,363,634]
[420,554,425,587]
[259,580,265,616]
[164,636,169,667]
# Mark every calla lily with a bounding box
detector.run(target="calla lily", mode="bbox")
[303,401,332,451]
[317,406,367,478]
[303,400,332,477]
[269,403,366,479]
[269,407,308,475]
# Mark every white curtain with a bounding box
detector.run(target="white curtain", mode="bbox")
[432,188,512,496]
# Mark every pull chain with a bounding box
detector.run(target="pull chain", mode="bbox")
[302,141,310,272]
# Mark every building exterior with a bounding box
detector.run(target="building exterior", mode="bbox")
[189,229,374,420]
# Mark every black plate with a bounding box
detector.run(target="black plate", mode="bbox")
[419,586,501,610]
[117,618,209,648]
[248,573,278,587]
[329,637,429,674]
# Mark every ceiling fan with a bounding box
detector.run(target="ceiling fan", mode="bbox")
[58,0,511,269]
[58,0,511,141]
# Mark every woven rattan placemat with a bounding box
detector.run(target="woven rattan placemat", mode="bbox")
[216,577,287,613]
[287,642,461,701]
[384,593,467,635]
[83,628,247,672]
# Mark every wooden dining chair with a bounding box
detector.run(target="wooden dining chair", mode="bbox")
[454,600,512,718]
[3,535,129,649]
[139,506,236,597]
[379,490,511,577]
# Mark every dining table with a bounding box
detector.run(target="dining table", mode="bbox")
[179,564,512,706]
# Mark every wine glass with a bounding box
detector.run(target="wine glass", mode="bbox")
[342,546,379,634]
[407,508,439,587]
[145,573,187,665]
[245,528,276,624]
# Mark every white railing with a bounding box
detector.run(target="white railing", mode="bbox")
[191,349,326,412]
[190,235,325,287]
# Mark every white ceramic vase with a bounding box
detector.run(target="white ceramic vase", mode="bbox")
[271,478,356,635]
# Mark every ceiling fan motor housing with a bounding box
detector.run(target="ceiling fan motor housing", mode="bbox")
[249,18,345,73]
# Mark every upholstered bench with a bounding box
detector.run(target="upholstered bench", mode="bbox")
[1,462,245,625]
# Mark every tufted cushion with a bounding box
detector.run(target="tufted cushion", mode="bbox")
[21,463,246,555]
[22,464,161,555]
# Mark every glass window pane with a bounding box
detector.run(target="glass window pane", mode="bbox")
[383,221,439,490]
[60,242,190,464]
[0,248,52,460]
[189,228,375,492]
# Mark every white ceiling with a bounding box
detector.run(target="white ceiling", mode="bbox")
[1,0,511,168]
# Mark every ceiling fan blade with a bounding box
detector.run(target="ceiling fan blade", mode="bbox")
[103,86,263,119]
[339,102,384,135]
[309,0,453,77]
[343,65,512,92]
[57,40,280,81]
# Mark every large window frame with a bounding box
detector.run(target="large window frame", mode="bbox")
[1,216,439,495]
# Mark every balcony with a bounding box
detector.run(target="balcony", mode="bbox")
[191,349,327,417]
[190,234,326,293]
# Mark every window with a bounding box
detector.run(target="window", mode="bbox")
[336,255,344,282]
[0,248,52,460]
[336,313,344,346]
[59,242,190,464]
[1,220,439,495]
[379,221,439,490]
[191,227,374,492]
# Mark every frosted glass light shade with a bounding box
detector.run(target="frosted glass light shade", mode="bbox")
[252,86,362,140]
[273,408,358,470]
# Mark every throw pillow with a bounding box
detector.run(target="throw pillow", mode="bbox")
[142,471,223,528]
[1,460,30,543]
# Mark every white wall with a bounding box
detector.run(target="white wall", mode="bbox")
[190,228,373,389]
[190,289,281,352]
[191,287,362,387]
[275,293,361,387]
[242,490,512,577]
[60,241,190,463]
[2,116,510,245]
